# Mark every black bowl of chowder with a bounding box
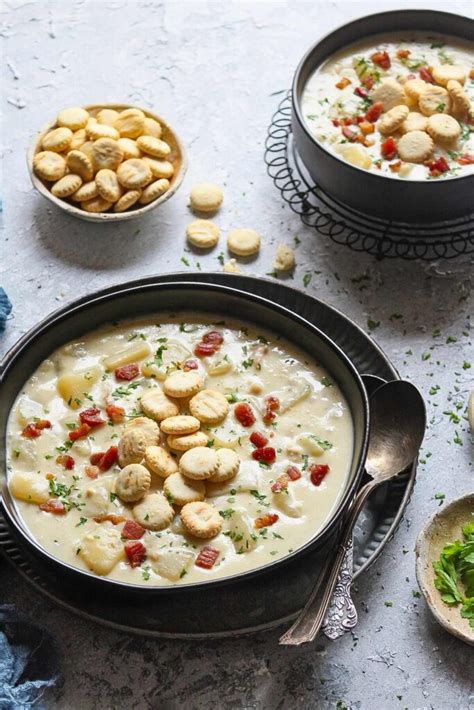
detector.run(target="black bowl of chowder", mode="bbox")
[0,278,368,594]
[292,10,473,222]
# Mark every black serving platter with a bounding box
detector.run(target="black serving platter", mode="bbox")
[0,280,369,595]
[0,274,416,638]
[292,10,474,223]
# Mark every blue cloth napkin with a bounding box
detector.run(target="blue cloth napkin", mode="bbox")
[0,288,12,334]
[0,605,60,709]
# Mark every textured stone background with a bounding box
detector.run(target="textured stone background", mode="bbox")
[1,0,473,708]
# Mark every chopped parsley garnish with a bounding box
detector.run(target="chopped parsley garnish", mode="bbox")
[142,565,151,581]
[320,376,332,387]
[309,435,333,451]
[303,272,312,287]
[75,517,87,527]
[250,490,267,504]
[219,509,235,519]
[112,380,142,398]
[49,480,73,498]
[154,343,168,367]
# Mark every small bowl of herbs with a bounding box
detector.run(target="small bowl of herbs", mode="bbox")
[416,493,474,646]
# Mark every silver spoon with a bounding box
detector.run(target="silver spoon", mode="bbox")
[321,373,387,639]
[279,380,426,646]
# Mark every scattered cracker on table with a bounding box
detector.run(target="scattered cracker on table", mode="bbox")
[227,228,261,256]
[186,219,220,249]
[189,183,224,213]
[273,244,295,272]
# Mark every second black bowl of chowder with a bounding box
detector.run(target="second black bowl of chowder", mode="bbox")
[292,11,474,222]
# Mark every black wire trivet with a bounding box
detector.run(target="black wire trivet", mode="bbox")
[264,92,474,260]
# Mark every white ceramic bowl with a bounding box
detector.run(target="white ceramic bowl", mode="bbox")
[416,493,474,646]
[27,103,187,223]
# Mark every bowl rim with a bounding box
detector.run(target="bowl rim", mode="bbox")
[415,492,474,646]
[292,8,474,186]
[0,277,369,594]
[26,102,188,222]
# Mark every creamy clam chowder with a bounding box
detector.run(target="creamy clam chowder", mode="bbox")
[302,34,474,180]
[6,315,353,586]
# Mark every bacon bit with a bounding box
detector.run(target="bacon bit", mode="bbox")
[39,498,66,515]
[115,363,140,381]
[331,118,341,127]
[419,66,435,84]
[342,116,357,126]
[35,419,52,430]
[263,394,280,424]
[335,77,351,90]
[396,49,411,59]
[194,330,224,358]
[381,137,397,160]
[89,445,118,471]
[286,465,302,481]
[85,465,99,479]
[68,422,91,441]
[355,115,366,124]
[310,463,330,486]
[93,514,127,525]
[354,86,369,99]
[271,465,302,493]
[371,50,391,70]
[56,454,75,470]
[389,160,402,173]
[254,513,279,529]
[365,102,384,123]
[195,545,220,569]
[359,121,375,136]
[271,477,287,493]
[106,404,125,423]
[194,342,217,357]
[202,330,224,346]
[252,446,276,464]
[361,75,374,89]
[122,519,146,539]
[342,126,358,142]
[457,153,474,165]
[250,431,268,448]
[425,156,449,175]
[79,407,105,428]
[45,472,55,481]
[470,69,474,81]
[183,359,199,371]
[124,540,146,568]
[21,419,52,438]
[21,423,41,438]
[234,402,256,427]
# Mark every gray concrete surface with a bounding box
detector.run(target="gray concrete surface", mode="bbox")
[1,1,473,708]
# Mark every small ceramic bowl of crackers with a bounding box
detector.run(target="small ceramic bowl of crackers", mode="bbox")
[27,103,187,222]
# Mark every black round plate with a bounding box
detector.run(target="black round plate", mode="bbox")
[0,273,416,638]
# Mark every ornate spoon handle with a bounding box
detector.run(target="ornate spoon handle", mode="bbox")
[322,538,357,640]
[279,479,376,646]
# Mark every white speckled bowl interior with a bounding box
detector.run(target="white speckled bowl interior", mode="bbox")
[416,493,474,646]
[27,103,187,223]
